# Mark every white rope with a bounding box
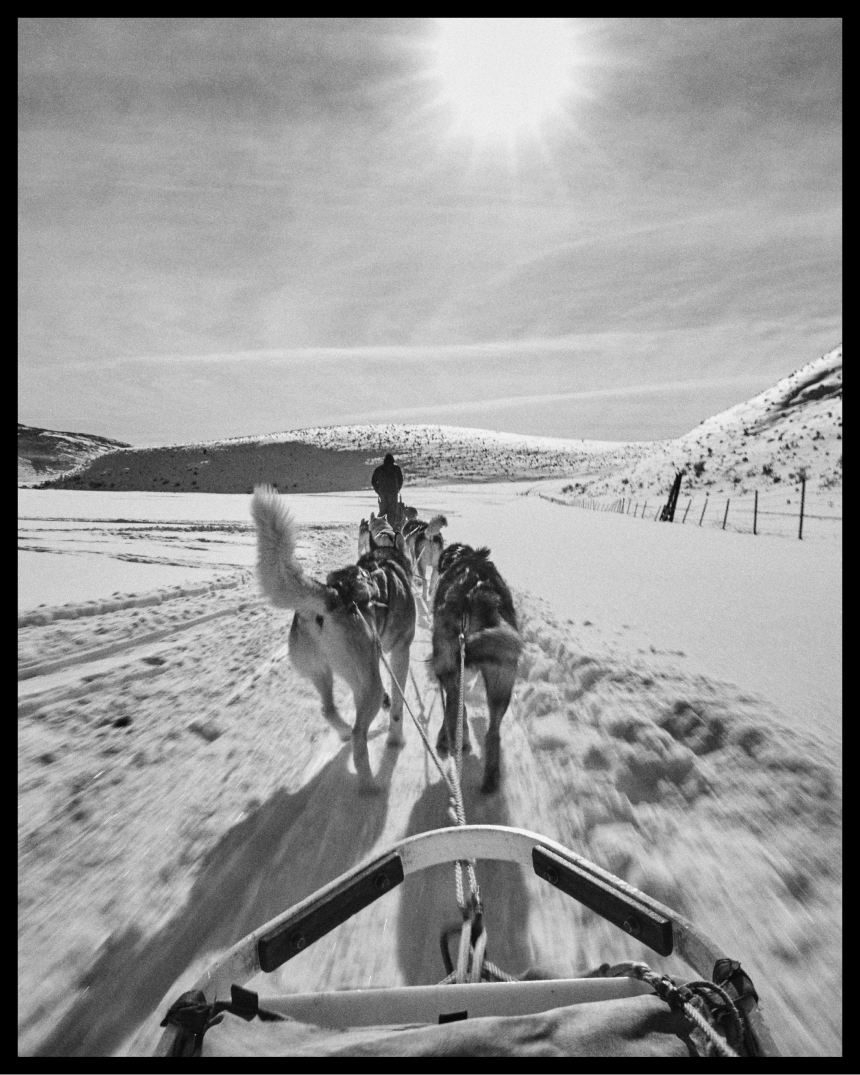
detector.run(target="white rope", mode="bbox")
[681,1000,740,1058]
[354,606,487,982]
[456,918,472,985]
[469,926,489,983]
[608,961,741,1057]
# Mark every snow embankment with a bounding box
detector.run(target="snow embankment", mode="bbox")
[571,345,842,499]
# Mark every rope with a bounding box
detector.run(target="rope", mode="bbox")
[354,606,490,984]
[436,959,517,985]
[356,608,449,787]
[451,629,482,979]
[607,961,742,1057]
[439,920,517,984]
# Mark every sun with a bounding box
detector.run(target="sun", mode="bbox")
[430,18,579,145]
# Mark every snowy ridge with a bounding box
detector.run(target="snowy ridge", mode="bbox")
[38,423,641,491]
[555,345,842,499]
[32,344,841,497]
[18,423,131,484]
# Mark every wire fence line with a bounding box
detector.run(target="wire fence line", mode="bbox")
[550,480,842,540]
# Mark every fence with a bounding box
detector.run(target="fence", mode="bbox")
[554,480,842,540]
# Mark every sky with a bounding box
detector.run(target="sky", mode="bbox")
[18,18,841,446]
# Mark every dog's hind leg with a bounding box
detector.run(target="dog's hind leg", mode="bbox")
[289,613,352,740]
[384,640,411,748]
[350,672,386,793]
[311,666,353,741]
[479,662,517,794]
[425,563,438,605]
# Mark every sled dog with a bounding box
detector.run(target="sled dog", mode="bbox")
[403,514,447,602]
[357,517,371,558]
[252,488,416,791]
[431,542,523,794]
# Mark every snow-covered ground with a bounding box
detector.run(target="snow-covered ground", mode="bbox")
[19,485,841,744]
[18,485,841,1057]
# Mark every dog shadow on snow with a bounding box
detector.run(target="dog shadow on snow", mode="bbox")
[396,752,535,987]
[32,742,400,1058]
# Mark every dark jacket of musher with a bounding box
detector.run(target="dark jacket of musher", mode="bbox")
[371,453,404,523]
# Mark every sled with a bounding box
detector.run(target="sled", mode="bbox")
[130,824,780,1057]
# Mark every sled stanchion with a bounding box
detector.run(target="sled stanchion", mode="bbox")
[532,846,674,957]
[258,852,404,972]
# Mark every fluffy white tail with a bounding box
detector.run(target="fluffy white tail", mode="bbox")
[251,485,327,614]
[425,514,448,538]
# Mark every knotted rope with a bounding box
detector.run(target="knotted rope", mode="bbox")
[605,961,743,1057]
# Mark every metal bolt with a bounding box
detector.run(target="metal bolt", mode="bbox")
[374,872,391,892]
[623,916,641,937]
[289,931,307,951]
[544,866,559,885]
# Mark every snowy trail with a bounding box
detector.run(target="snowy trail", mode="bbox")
[18,492,841,1057]
[20,483,839,741]
[311,483,841,744]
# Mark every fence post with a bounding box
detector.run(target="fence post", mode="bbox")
[643,501,648,519]
[699,495,709,526]
[753,489,758,535]
[799,477,806,540]
[655,505,661,520]
[626,499,631,514]
[682,499,692,524]
[722,499,730,530]
[634,503,638,518]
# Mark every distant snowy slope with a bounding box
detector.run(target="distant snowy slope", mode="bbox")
[18,423,131,484]
[40,423,642,493]
[558,344,842,499]
[35,343,842,498]
[258,424,637,483]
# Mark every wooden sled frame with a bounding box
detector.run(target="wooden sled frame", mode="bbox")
[133,825,779,1057]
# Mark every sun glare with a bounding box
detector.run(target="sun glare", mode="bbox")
[431,18,578,145]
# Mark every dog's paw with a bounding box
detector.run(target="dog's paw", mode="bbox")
[386,720,405,748]
[381,692,391,710]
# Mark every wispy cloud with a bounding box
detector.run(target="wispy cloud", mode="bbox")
[343,374,775,423]
[18,18,841,443]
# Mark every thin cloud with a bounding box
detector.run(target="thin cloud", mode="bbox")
[343,374,774,423]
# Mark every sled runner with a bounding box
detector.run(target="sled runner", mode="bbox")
[131,824,779,1058]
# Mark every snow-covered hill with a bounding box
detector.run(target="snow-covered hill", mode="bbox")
[34,343,842,499]
[561,345,842,499]
[38,424,638,493]
[18,424,131,484]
